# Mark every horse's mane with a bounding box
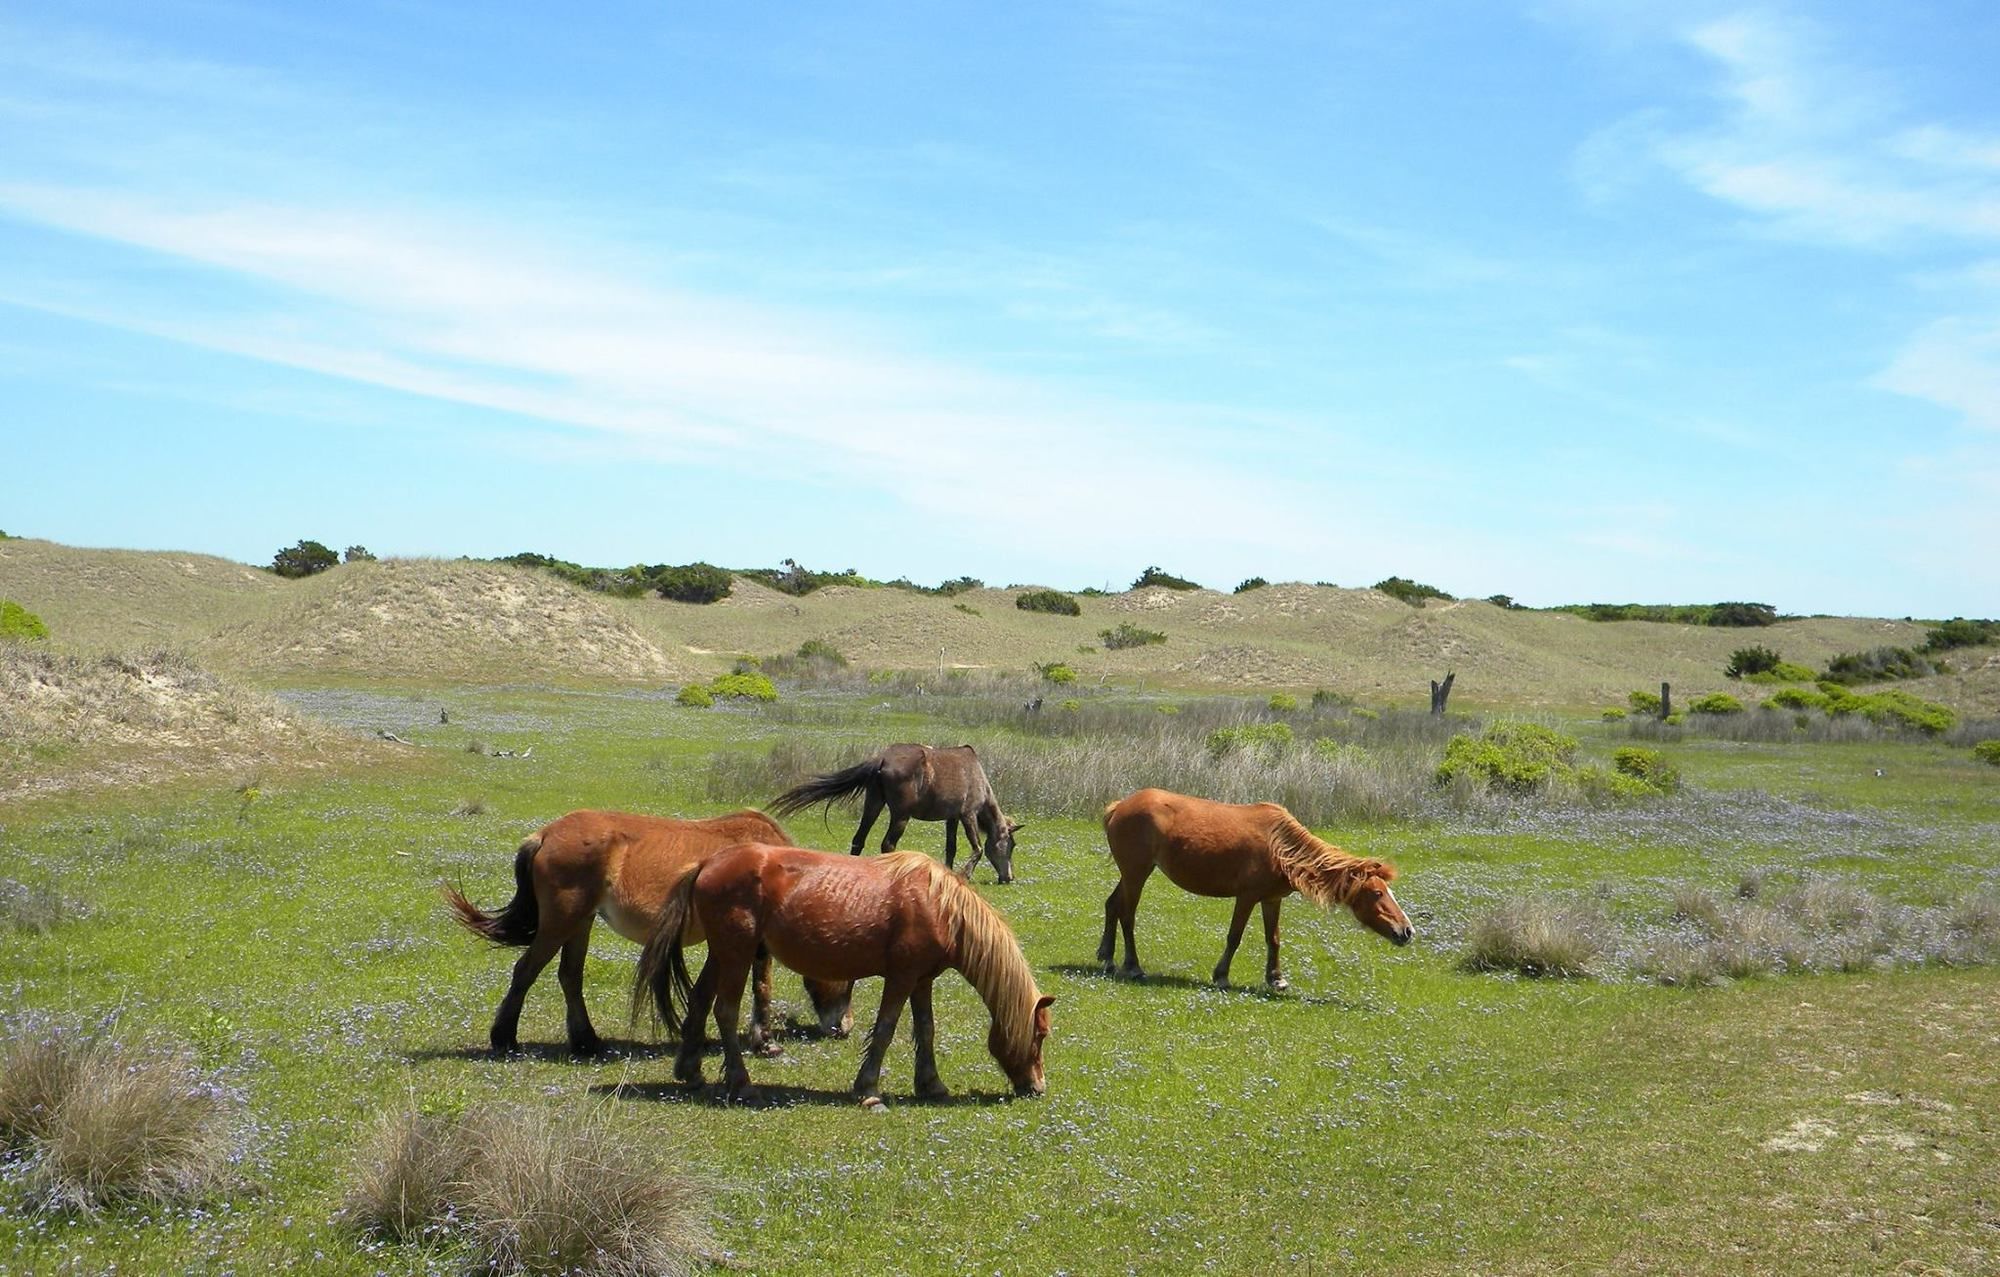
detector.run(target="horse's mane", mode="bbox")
[882,853,1037,1056]
[1265,810,1396,908]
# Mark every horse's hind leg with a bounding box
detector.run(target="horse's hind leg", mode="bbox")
[710,953,760,1104]
[944,819,958,870]
[1212,895,1258,987]
[673,958,718,1086]
[490,929,566,1054]
[556,928,602,1056]
[1113,865,1153,979]
[854,973,916,1101]
[909,977,947,1100]
[747,945,782,1058]
[1261,897,1288,991]
[880,812,911,854]
[849,791,885,855]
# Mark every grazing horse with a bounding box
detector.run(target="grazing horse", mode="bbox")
[768,743,1023,883]
[634,844,1055,1105]
[442,809,852,1056]
[1098,789,1412,989]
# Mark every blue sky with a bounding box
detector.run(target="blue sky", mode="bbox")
[2,1,1997,616]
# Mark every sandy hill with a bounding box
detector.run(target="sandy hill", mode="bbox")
[203,558,694,684]
[3,540,1993,712]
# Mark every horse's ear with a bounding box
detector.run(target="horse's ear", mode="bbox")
[1008,819,1025,833]
[1371,861,1399,882]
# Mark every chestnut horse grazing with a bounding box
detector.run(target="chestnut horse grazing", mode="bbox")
[1098,789,1412,990]
[635,844,1055,1105]
[442,809,852,1056]
[768,743,1023,882]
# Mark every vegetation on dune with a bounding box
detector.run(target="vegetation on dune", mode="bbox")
[1920,617,2000,653]
[1435,721,1579,794]
[651,562,734,604]
[269,539,340,578]
[1,599,49,641]
[1234,577,1268,593]
[1820,645,1940,685]
[1015,589,1081,616]
[1553,600,1780,626]
[1725,644,1781,679]
[1688,692,1744,715]
[1373,575,1454,605]
[1130,566,1199,591]
[1099,622,1166,650]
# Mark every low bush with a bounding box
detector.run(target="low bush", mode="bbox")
[1267,693,1298,713]
[1688,693,1744,715]
[795,638,848,667]
[1601,707,1627,721]
[271,539,339,578]
[0,599,49,641]
[1974,740,2000,766]
[1764,686,1831,712]
[1921,618,2000,653]
[1015,589,1081,616]
[707,672,777,702]
[652,563,734,604]
[1627,689,1662,715]
[1821,646,1937,684]
[1206,722,1293,759]
[1234,577,1268,593]
[1610,746,1680,793]
[1373,576,1454,606]
[1744,661,1818,684]
[1435,722,1578,794]
[1100,622,1167,650]
[674,684,713,708]
[1131,566,1199,591]
[1460,898,1608,978]
[1035,662,1078,685]
[341,1101,716,1276]
[1724,645,1781,679]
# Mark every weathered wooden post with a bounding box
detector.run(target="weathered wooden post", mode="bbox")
[1659,681,1671,720]
[1430,671,1456,716]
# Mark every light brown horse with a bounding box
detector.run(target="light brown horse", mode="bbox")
[634,843,1055,1105]
[443,809,852,1056]
[1098,789,1411,989]
[768,743,1023,882]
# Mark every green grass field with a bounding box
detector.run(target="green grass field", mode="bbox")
[4,682,1998,1274]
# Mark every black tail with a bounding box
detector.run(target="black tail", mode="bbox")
[632,868,701,1040]
[767,758,883,817]
[441,835,541,946]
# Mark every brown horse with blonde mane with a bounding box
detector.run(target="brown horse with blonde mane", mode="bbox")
[1098,788,1412,989]
[443,810,852,1056]
[635,843,1054,1105]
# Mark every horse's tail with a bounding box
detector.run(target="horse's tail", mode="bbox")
[767,757,882,817]
[631,867,700,1041]
[440,835,541,946]
[1099,800,1120,836]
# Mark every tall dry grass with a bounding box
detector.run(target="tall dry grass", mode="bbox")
[341,1101,717,1277]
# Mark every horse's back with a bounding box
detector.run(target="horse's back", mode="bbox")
[534,810,789,943]
[1103,789,1287,896]
[697,843,935,982]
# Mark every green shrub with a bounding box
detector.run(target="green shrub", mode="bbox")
[1764,687,1831,712]
[1611,747,1680,793]
[1855,689,1954,736]
[1207,722,1293,759]
[1310,688,1352,709]
[1060,699,1082,712]
[496,552,647,597]
[1627,690,1662,715]
[1036,662,1078,685]
[1973,740,2000,766]
[652,562,734,604]
[0,600,49,641]
[1485,594,1520,609]
[1100,622,1167,650]
[1234,577,1269,593]
[1688,693,1744,715]
[1373,576,1454,606]
[953,602,980,616]
[1724,645,1781,679]
[1267,693,1298,712]
[1016,589,1081,616]
[674,684,714,708]
[1131,566,1199,591]
[1821,646,1936,684]
[708,672,777,702]
[1435,722,1578,794]
[1663,712,1685,725]
[738,558,869,596]
[1553,602,1777,626]
[343,544,376,563]
[1922,618,2000,653]
[271,539,339,578]
[889,575,982,596]
[1601,707,1627,721]
[796,638,848,667]
[1576,766,1659,800]
[1744,661,1817,684]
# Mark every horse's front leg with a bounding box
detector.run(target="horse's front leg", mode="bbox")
[910,977,947,1100]
[1261,897,1288,991]
[955,818,985,878]
[1212,895,1257,987]
[747,945,782,1057]
[854,974,915,1102]
[944,819,958,871]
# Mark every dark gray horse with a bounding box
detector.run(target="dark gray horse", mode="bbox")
[769,743,1023,883]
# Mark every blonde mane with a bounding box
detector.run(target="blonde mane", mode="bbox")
[882,853,1039,1057]
[1265,811,1395,908]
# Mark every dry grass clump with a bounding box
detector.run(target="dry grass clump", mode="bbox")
[1459,898,1610,978]
[0,878,82,934]
[0,1020,242,1213]
[341,1101,717,1276]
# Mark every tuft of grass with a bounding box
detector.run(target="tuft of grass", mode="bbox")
[1459,898,1608,978]
[341,1101,717,1277]
[0,878,83,934]
[0,1021,243,1214]
[449,797,488,817]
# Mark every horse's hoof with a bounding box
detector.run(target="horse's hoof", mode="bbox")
[861,1095,888,1112]
[1118,964,1145,982]
[1268,976,1291,992]
[673,1058,704,1086]
[916,1083,950,1102]
[568,1036,603,1058]
[754,1040,784,1058]
[726,1083,764,1107]
[1212,974,1232,988]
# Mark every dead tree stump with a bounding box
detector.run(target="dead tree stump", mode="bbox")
[1430,671,1456,716]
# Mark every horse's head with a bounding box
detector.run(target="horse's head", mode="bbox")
[992,994,1055,1096]
[987,818,1023,884]
[1348,861,1413,946]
